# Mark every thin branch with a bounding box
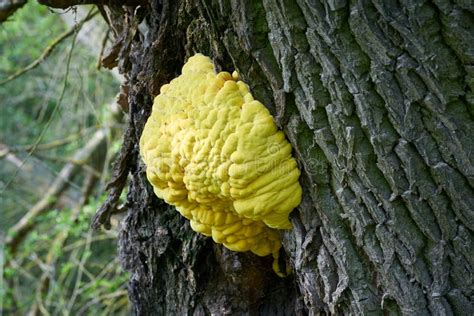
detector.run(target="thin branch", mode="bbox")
[28,169,98,316]
[11,127,95,152]
[65,228,93,312]
[5,128,107,256]
[96,28,109,70]
[32,152,102,178]
[0,9,93,195]
[0,10,97,86]
[91,123,133,230]
[1,144,84,192]
[16,136,82,152]
[76,289,128,314]
[61,234,116,252]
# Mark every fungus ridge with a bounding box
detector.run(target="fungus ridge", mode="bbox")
[140,54,302,275]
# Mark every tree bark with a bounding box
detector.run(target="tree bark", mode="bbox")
[84,0,473,314]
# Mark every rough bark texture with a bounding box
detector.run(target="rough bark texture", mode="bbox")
[91,0,473,314]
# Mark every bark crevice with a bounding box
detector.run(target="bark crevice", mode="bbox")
[83,0,474,314]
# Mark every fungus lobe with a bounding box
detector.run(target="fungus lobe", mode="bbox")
[140,54,302,276]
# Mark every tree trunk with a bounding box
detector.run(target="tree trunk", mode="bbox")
[87,0,473,314]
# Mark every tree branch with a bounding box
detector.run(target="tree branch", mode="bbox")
[28,168,99,316]
[0,10,97,86]
[9,128,95,152]
[32,152,102,178]
[5,128,107,256]
[91,123,133,230]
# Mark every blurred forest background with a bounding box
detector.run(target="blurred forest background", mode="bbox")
[0,3,129,315]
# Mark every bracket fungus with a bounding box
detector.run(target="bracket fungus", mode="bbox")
[140,54,302,276]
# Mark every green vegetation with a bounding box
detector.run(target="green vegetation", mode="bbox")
[0,2,128,314]
[3,199,129,315]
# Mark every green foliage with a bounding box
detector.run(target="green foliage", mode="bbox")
[0,3,65,73]
[0,2,120,228]
[0,2,117,153]
[0,4,63,149]
[0,2,128,315]
[3,197,129,315]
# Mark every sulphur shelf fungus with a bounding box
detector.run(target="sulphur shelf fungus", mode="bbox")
[140,53,302,276]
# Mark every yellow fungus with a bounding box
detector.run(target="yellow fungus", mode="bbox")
[140,53,302,276]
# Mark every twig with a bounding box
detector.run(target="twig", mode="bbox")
[91,123,134,230]
[61,234,116,252]
[11,127,97,152]
[7,259,36,280]
[1,144,84,193]
[5,128,107,256]
[65,229,93,312]
[62,258,118,304]
[0,10,97,86]
[96,28,110,70]
[0,8,95,196]
[32,152,102,178]
[77,289,128,314]
[28,169,98,316]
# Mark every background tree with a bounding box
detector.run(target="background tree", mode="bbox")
[4,0,473,315]
[0,4,129,314]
